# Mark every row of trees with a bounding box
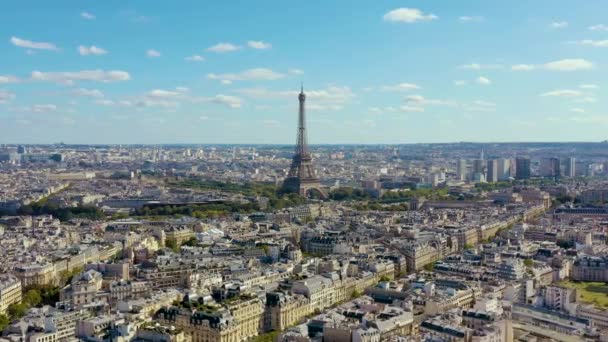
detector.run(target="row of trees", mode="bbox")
[0,285,60,331]
[171,179,307,211]
[16,201,104,221]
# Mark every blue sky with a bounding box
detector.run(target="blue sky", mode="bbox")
[1,0,607,144]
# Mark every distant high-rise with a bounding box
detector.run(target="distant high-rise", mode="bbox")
[565,157,576,177]
[486,159,498,183]
[281,86,327,198]
[497,158,511,181]
[515,158,531,179]
[457,159,468,181]
[473,159,485,174]
[17,145,26,154]
[540,158,560,178]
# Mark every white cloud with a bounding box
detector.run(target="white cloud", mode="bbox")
[569,116,608,124]
[0,75,19,84]
[207,42,241,53]
[10,36,58,50]
[78,45,107,56]
[81,12,95,20]
[73,88,103,98]
[146,88,188,98]
[31,70,131,84]
[589,24,608,31]
[262,119,280,127]
[459,16,484,22]
[209,94,242,108]
[185,55,204,62]
[146,49,161,57]
[511,59,594,72]
[381,83,420,92]
[511,64,536,71]
[543,58,593,71]
[453,80,467,86]
[466,100,497,112]
[476,76,491,85]
[383,8,438,23]
[136,99,178,108]
[288,68,304,75]
[540,89,584,97]
[570,108,585,113]
[473,100,496,107]
[551,21,568,29]
[17,104,58,113]
[123,87,192,108]
[580,84,598,89]
[459,63,503,70]
[95,99,115,106]
[307,104,344,111]
[404,94,455,107]
[247,40,271,49]
[0,90,15,103]
[573,39,608,47]
[575,96,597,103]
[207,68,285,82]
[236,86,354,105]
[400,105,424,112]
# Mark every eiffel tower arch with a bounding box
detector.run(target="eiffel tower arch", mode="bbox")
[280,86,328,199]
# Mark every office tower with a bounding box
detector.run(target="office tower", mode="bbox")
[281,86,327,198]
[457,159,468,181]
[17,145,27,154]
[540,158,560,178]
[515,158,531,179]
[497,158,511,181]
[472,159,485,181]
[565,157,576,177]
[473,159,485,174]
[487,159,498,182]
[509,158,517,178]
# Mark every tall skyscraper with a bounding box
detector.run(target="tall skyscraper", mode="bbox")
[487,159,498,183]
[540,158,560,178]
[497,158,511,181]
[473,159,485,174]
[565,157,576,177]
[472,159,486,182]
[515,158,531,180]
[457,159,468,181]
[281,86,327,198]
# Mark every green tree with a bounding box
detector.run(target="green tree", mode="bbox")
[351,289,363,299]
[464,243,474,250]
[181,237,198,247]
[23,289,42,307]
[165,238,179,252]
[523,259,534,267]
[16,205,33,215]
[7,303,28,319]
[0,314,9,331]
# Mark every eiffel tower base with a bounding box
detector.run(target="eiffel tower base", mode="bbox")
[281,177,328,199]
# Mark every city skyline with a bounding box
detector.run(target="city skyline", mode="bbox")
[1,0,608,144]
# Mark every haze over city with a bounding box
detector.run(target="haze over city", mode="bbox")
[2,0,608,144]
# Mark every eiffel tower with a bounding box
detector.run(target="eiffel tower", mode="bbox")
[281,86,327,199]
